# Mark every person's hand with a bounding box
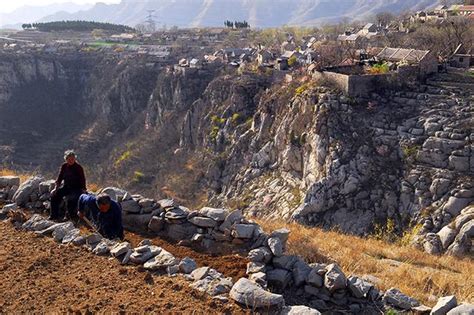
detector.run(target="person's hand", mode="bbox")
[77,211,85,219]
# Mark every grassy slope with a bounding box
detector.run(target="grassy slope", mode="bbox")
[259,219,474,306]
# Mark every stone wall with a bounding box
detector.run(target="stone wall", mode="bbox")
[1,175,473,314]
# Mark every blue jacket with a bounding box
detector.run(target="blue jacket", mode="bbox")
[78,194,124,240]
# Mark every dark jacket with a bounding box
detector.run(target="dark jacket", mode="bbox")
[56,162,86,191]
[78,194,124,240]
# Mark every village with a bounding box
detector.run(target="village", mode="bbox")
[0,1,473,98]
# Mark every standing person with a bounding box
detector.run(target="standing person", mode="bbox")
[49,150,87,221]
[77,193,124,240]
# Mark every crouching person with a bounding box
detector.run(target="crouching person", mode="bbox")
[77,193,124,240]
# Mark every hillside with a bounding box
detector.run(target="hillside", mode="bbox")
[36,0,443,28]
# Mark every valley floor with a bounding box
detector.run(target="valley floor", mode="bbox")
[0,221,246,314]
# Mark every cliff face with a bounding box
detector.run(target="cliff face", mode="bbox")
[1,53,472,254]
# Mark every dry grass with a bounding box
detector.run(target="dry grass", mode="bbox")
[258,219,474,306]
[0,168,35,183]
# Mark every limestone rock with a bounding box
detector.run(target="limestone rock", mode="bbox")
[446,303,474,315]
[62,228,81,244]
[199,207,228,221]
[13,176,43,206]
[120,199,141,214]
[281,305,321,315]
[383,288,420,310]
[248,247,273,264]
[324,264,346,293]
[129,245,161,264]
[431,295,457,315]
[179,257,197,274]
[148,216,164,232]
[143,249,179,270]
[266,268,291,290]
[347,276,373,299]
[229,278,284,309]
[189,216,217,228]
[232,224,255,239]
[267,236,284,256]
[110,242,131,257]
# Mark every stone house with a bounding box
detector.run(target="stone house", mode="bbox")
[450,44,473,68]
[376,47,438,76]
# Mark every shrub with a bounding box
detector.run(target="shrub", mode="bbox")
[288,55,297,67]
[368,62,389,74]
[133,171,145,183]
[115,150,132,167]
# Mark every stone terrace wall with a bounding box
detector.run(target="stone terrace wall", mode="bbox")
[1,175,473,314]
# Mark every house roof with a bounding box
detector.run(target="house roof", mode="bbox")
[363,23,375,29]
[376,47,431,63]
[434,5,447,11]
[453,43,473,55]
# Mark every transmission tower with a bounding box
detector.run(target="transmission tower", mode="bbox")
[146,9,157,33]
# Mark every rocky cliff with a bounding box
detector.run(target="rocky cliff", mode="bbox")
[0,53,472,256]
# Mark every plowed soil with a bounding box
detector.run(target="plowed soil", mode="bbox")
[0,221,247,314]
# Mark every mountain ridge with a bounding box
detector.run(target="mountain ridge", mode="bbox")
[2,0,446,29]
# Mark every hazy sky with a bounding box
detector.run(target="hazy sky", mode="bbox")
[0,0,120,13]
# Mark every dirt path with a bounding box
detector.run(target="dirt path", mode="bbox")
[0,222,246,314]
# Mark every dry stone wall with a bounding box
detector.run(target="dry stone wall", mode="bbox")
[1,175,473,314]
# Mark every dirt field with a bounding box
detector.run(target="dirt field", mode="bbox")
[0,221,247,314]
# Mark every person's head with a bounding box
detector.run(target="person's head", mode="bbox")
[96,193,112,213]
[64,150,76,165]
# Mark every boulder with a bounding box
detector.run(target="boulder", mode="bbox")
[129,245,161,264]
[219,209,243,232]
[248,247,273,264]
[110,242,132,257]
[232,224,255,239]
[92,240,111,256]
[13,176,43,206]
[247,262,266,274]
[250,272,267,288]
[165,207,189,220]
[446,220,474,256]
[189,216,217,228]
[347,276,373,299]
[306,269,324,287]
[229,278,285,309]
[143,249,179,270]
[148,216,164,233]
[165,222,197,241]
[270,228,290,243]
[292,260,312,287]
[62,228,81,244]
[100,187,129,202]
[178,257,197,274]
[190,277,234,296]
[443,197,472,217]
[267,236,284,257]
[157,199,176,209]
[0,176,20,188]
[121,199,141,214]
[266,268,291,290]
[39,180,55,194]
[199,207,228,221]
[52,222,75,243]
[280,305,321,315]
[122,213,154,232]
[324,264,346,293]
[437,226,458,249]
[22,214,54,231]
[383,288,420,310]
[431,295,457,315]
[138,198,155,209]
[272,255,298,270]
[423,233,443,255]
[446,303,474,315]
[191,267,212,281]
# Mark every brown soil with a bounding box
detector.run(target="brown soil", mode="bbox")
[0,221,247,314]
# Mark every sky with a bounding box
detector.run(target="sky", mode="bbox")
[0,0,119,13]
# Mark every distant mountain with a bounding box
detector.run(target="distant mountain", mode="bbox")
[0,3,93,29]
[5,0,445,29]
